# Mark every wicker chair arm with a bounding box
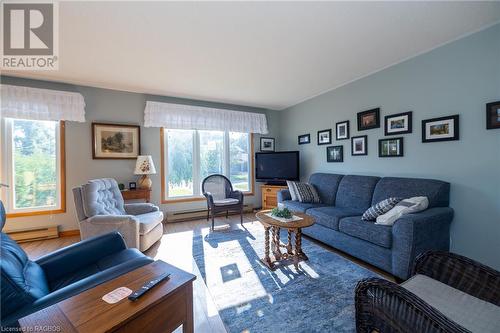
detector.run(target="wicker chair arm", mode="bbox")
[203,191,215,206]
[355,278,468,333]
[229,190,244,203]
[413,251,500,306]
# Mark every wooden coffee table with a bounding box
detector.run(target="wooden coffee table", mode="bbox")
[255,210,315,270]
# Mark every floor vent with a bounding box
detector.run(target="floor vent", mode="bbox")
[166,204,254,223]
[6,226,59,243]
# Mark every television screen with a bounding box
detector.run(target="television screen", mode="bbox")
[255,151,299,182]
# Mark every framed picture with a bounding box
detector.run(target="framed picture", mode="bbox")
[317,129,332,145]
[422,115,459,143]
[92,123,140,159]
[336,121,350,140]
[260,137,275,151]
[385,111,412,135]
[351,135,368,156]
[327,145,343,162]
[298,134,311,145]
[486,101,500,129]
[379,137,404,157]
[129,182,137,190]
[357,108,380,131]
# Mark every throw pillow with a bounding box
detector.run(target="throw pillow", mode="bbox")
[362,197,402,221]
[375,196,429,226]
[287,181,321,203]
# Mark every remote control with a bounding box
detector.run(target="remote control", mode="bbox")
[128,273,171,301]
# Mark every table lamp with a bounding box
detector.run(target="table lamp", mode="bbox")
[134,155,156,190]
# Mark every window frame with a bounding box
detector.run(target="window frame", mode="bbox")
[0,119,66,218]
[160,128,254,203]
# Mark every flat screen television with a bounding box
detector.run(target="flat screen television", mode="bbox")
[255,151,299,184]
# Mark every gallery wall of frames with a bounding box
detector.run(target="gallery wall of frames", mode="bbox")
[297,101,499,163]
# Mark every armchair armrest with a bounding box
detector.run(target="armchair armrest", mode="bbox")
[80,215,140,249]
[355,277,468,333]
[391,207,453,279]
[203,191,215,206]
[124,203,159,215]
[277,189,291,203]
[413,251,500,306]
[229,190,244,203]
[35,232,126,283]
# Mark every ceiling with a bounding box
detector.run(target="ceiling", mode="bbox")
[5,1,500,110]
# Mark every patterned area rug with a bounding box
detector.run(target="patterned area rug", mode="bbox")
[192,221,379,333]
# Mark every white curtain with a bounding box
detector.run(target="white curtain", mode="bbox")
[144,101,268,134]
[0,84,86,122]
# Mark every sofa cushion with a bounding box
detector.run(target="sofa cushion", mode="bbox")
[402,274,500,333]
[307,207,361,230]
[282,200,326,213]
[287,181,321,203]
[309,173,344,205]
[48,248,148,291]
[339,216,392,248]
[372,177,450,208]
[362,197,402,221]
[136,211,164,235]
[335,175,381,212]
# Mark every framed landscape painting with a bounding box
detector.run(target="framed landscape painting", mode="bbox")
[385,111,412,135]
[260,137,275,151]
[92,123,141,159]
[421,115,459,143]
[351,135,368,156]
[298,134,311,145]
[317,129,332,145]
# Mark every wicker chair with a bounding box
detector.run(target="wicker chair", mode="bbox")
[202,174,244,230]
[355,251,500,333]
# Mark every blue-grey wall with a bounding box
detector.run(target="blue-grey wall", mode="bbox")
[0,75,279,232]
[277,24,500,269]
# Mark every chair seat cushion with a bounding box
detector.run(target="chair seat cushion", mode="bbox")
[49,248,148,291]
[136,211,164,235]
[213,198,240,206]
[282,200,327,213]
[339,216,392,248]
[402,274,500,333]
[307,206,361,230]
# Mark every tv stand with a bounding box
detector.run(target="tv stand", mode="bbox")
[265,181,287,186]
[261,184,288,209]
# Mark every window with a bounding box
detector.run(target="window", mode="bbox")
[162,129,253,201]
[1,118,65,216]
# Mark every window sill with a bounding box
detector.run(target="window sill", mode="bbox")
[6,208,66,218]
[162,191,254,204]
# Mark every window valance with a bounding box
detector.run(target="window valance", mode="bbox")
[144,101,268,134]
[1,84,86,122]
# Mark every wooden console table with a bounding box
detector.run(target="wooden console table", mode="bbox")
[121,189,151,203]
[18,260,196,333]
[261,185,288,209]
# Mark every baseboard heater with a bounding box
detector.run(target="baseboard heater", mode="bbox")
[166,204,254,223]
[5,225,59,243]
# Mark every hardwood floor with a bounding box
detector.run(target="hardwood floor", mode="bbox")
[20,213,394,333]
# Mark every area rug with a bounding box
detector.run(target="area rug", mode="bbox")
[192,221,380,333]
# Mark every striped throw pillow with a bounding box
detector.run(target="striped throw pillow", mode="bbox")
[362,197,402,221]
[287,181,321,204]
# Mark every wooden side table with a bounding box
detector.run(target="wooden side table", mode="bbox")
[121,189,151,203]
[18,260,196,333]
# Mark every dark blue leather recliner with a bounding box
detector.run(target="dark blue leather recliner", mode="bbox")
[0,201,154,327]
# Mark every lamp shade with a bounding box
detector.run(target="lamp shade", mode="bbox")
[134,155,156,175]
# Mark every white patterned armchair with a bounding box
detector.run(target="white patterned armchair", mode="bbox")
[72,178,163,251]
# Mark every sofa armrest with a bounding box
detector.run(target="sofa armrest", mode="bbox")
[277,189,291,203]
[79,215,140,250]
[124,203,159,215]
[355,277,468,333]
[35,232,126,283]
[413,251,500,306]
[391,207,454,279]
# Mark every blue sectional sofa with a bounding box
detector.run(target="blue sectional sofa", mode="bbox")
[277,173,453,279]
